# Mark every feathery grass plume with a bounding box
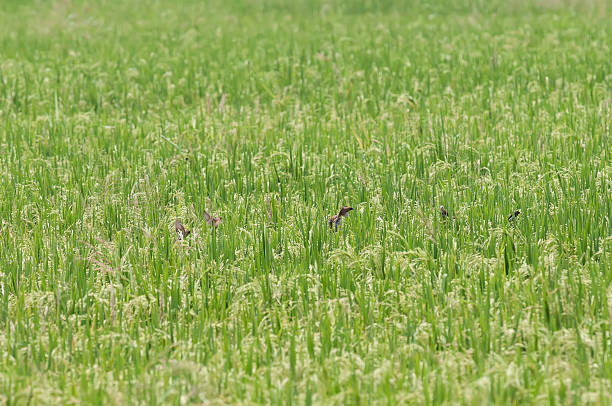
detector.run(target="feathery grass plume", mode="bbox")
[266,199,274,224]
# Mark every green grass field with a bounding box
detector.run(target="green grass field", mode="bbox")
[1,0,611,404]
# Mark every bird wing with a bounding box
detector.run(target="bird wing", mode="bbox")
[203,210,213,226]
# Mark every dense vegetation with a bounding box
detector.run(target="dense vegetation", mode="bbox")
[1,0,611,404]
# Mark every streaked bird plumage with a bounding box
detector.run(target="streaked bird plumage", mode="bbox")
[440,205,449,220]
[174,220,190,240]
[508,210,521,222]
[329,206,353,231]
[203,210,222,229]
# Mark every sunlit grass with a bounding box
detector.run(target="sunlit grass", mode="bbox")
[0,0,611,404]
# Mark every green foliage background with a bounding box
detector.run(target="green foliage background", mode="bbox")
[0,0,611,404]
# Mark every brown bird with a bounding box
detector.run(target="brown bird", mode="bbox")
[203,210,222,229]
[329,206,353,231]
[508,210,521,222]
[440,205,449,220]
[174,220,190,239]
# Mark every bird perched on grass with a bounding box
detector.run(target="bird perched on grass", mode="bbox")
[174,220,190,240]
[440,205,449,220]
[508,210,520,222]
[329,206,353,231]
[203,210,222,229]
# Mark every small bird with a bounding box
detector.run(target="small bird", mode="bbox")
[440,205,449,220]
[329,206,353,231]
[508,210,521,222]
[174,220,190,240]
[203,210,222,229]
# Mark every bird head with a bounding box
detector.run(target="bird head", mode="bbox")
[339,206,353,216]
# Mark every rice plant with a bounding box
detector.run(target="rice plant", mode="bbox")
[0,0,611,404]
